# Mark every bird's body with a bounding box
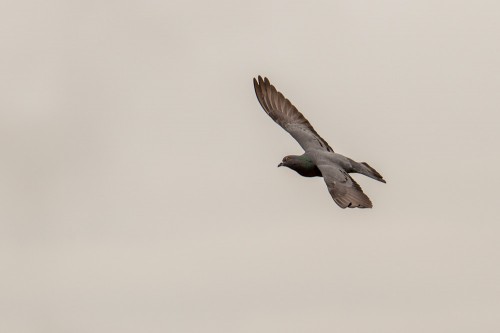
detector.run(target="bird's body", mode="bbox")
[253,76,385,209]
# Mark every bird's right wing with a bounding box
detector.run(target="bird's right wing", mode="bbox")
[317,164,373,209]
[253,76,334,153]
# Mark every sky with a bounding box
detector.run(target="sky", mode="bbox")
[1,0,500,332]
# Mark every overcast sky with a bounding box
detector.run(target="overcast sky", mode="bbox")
[1,1,500,332]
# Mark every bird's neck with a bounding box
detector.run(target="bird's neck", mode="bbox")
[290,156,322,177]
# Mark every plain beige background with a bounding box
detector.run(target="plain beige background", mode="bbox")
[1,0,499,332]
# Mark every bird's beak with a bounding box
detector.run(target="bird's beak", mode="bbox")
[278,162,283,167]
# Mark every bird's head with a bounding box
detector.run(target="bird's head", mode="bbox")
[278,155,299,169]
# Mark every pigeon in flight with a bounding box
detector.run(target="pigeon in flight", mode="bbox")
[253,76,385,209]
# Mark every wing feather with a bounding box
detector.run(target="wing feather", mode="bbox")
[253,76,334,152]
[317,164,373,209]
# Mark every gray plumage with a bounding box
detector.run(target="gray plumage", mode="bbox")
[253,76,385,209]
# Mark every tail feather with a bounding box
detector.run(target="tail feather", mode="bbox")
[360,162,386,183]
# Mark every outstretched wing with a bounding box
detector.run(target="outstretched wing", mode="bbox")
[253,76,334,153]
[317,164,373,209]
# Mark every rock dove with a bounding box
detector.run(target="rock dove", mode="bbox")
[253,76,386,209]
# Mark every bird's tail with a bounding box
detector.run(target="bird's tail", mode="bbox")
[359,162,386,183]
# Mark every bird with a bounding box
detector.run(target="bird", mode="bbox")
[253,76,385,209]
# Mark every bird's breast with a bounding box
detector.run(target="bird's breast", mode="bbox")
[294,165,322,178]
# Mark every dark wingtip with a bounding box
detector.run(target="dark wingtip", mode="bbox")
[253,77,258,90]
[253,76,264,86]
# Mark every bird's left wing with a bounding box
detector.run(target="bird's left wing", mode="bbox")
[317,164,373,209]
[253,76,334,153]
